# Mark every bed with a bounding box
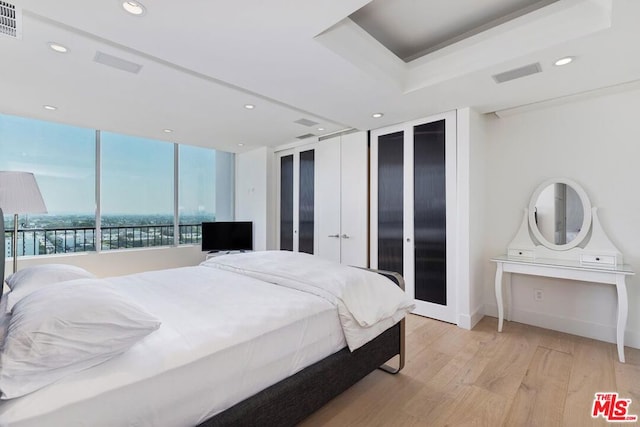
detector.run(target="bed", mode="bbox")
[0,251,412,426]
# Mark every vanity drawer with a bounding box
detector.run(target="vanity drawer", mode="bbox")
[580,254,616,266]
[508,248,534,259]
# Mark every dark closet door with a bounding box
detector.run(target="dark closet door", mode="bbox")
[279,149,315,253]
[280,154,294,251]
[298,149,315,254]
[414,120,446,305]
[371,111,456,323]
[377,131,404,277]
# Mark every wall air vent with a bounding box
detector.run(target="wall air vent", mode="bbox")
[0,1,21,39]
[93,51,143,74]
[296,133,316,140]
[493,63,542,83]
[294,118,319,127]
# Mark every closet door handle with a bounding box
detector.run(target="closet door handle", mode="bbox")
[328,234,340,238]
[341,234,350,239]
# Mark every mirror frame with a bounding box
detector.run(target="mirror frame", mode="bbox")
[527,177,592,251]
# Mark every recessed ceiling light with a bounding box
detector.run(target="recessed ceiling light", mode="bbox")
[43,105,57,111]
[244,104,255,110]
[554,56,574,66]
[48,43,68,53]
[317,127,325,131]
[122,1,146,15]
[237,143,244,147]
[372,113,384,118]
[163,129,173,133]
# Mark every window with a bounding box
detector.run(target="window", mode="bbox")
[100,132,174,249]
[0,112,232,258]
[0,114,95,256]
[179,144,215,244]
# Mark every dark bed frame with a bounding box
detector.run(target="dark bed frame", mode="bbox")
[200,269,406,427]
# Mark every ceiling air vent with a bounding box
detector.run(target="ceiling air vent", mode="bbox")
[294,118,319,127]
[0,1,21,39]
[94,51,143,74]
[492,63,541,84]
[296,133,316,140]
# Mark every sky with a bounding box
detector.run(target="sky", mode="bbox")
[0,113,217,216]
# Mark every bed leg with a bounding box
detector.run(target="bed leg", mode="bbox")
[378,318,405,374]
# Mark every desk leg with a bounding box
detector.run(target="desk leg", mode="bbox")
[495,262,504,332]
[615,275,628,363]
[505,272,512,322]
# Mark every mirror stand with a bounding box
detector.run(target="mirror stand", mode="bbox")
[497,182,632,362]
[508,206,623,266]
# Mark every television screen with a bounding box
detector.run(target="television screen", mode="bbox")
[201,221,253,252]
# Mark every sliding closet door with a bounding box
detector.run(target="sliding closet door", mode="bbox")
[371,111,457,323]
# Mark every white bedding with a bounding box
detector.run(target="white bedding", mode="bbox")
[202,251,414,350]
[0,251,410,426]
[0,266,345,427]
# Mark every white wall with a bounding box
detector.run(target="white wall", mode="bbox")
[483,88,640,348]
[457,108,487,329]
[235,147,275,251]
[215,151,235,221]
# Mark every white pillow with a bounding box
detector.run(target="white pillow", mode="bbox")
[0,296,10,346]
[4,264,96,313]
[0,281,161,399]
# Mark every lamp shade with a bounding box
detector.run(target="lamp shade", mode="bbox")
[0,171,48,215]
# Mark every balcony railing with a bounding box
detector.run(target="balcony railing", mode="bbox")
[3,224,203,257]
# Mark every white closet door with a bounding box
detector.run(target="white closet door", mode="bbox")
[340,132,367,267]
[316,136,341,263]
[315,132,367,267]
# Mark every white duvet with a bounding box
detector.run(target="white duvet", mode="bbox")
[0,265,346,426]
[201,250,414,350]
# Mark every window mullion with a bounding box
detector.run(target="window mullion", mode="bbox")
[95,130,101,253]
[174,143,179,246]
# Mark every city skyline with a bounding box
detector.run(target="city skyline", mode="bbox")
[4,212,216,228]
[4,212,212,257]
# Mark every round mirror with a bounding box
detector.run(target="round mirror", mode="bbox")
[528,178,592,250]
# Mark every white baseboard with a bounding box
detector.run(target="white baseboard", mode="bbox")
[484,303,640,350]
[458,306,484,330]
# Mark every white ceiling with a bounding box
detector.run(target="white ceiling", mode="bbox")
[350,0,554,61]
[0,0,638,153]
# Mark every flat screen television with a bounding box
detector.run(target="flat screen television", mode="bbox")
[201,221,253,252]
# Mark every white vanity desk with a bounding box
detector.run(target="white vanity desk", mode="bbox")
[491,255,633,363]
[495,178,634,363]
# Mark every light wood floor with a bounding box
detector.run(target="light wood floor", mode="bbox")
[300,314,640,427]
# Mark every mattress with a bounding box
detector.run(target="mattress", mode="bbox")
[0,266,346,427]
